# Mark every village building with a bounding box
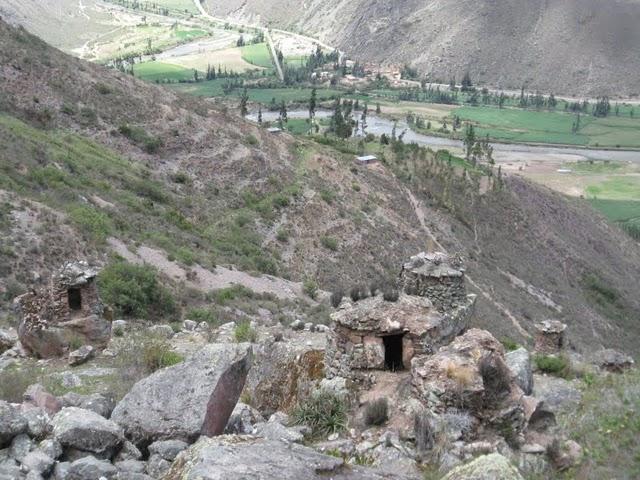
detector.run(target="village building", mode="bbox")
[325,252,476,385]
[15,261,112,358]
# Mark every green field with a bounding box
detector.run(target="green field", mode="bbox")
[453,106,640,148]
[240,43,273,69]
[148,0,199,13]
[133,62,198,82]
[589,199,640,222]
[585,176,640,201]
[174,28,207,40]
[170,81,342,104]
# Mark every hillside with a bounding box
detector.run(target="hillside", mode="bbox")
[1,19,640,357]
[202,0,640,97]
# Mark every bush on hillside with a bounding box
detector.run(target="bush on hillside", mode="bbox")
[364,398,389,426]
[98,262,176,319]
[534,354,570,377]
[234,320,257,343]
[331,289,344,308]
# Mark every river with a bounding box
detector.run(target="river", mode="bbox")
[247,110,640,164]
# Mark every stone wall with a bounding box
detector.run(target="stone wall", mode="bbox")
[400,275,467,312]
[325,299,475,384]
[16,262,111,358]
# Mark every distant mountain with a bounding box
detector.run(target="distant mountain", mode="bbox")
[203,0,640,97]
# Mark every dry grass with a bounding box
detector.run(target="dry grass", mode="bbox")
[445,362,475,386]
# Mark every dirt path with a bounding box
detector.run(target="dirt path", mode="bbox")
[107,238,304,300]
[403,186,531,339]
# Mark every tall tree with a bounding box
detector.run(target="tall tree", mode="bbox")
[239,88,249,117]
[463,123,476,160]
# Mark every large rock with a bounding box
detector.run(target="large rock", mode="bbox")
[412,330,524,421]
[591,349,635,373]
[441,453,524,480]
[22,384,62,416]
[60,392,115,418]
[111,343,252,447]
[245,338,324,416]
[51,407,124,455]
[0,329,17,354]
[163,435,416,479]
[532,374,582,414]
[0,401,27,448]
[505,348,533,395]
[67,456,117,480]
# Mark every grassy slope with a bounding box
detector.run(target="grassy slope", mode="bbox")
[560,369,640,479]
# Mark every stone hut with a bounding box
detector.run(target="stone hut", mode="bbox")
[16,261,111,358]
[533,320,567,355]
[325,252,476,385]
[399,252,467,312]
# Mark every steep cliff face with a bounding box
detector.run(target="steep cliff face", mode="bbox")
[203,0,640,97]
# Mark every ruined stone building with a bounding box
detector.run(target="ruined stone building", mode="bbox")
[15,261,112,358]
[325,252,476,385]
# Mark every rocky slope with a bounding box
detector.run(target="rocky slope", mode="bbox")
[202,0,640,97]
[1,18,640,358]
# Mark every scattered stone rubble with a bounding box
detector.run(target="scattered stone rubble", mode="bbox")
[0,252,636,479]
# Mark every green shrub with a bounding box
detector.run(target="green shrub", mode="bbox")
[95,83,112,94]
[98,262,176,319]
[500,337,520,351]
[272,193,290,208]
[330,289,344,308]
[245,134,259,146]
[320,189,336,204]
[68,205,113,243]
[170,171,191,184]
[140,336,183,372]
[118,124,162,154]
[234,320,257,343]
[292,391,347,438]
[303,278,318,299]
[186,307,218,326]
[321,236,338,251]
[534,354,570,377]
[364,398,389,426]
[175,247,197,266]
[276,228,289,243]
[211,285,254,305]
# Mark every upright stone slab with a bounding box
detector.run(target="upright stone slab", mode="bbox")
[111,343,252,447]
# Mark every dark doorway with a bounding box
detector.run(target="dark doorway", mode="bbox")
[68,288,82,311]
[383,334,404,371]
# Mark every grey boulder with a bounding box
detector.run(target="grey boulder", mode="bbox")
[67,456,117,480]
[61,392,115,418]
[111,343,252,447]
[22,450,55,476]
[442,453,524,480]
[147,439,188,461]
[505,348,533,395]
[51,407,123,455]
[0,401,27,447]
[164,435,417,479]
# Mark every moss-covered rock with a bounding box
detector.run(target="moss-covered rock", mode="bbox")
[442,453,524,480]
